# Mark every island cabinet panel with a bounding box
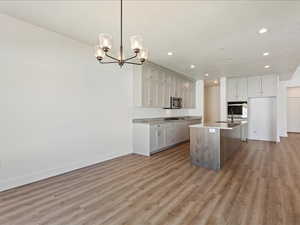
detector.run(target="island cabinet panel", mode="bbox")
[189,123,245,171]
[133,62,196,108]
[190,127,221,170]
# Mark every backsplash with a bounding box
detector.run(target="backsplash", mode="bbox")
[132,107,190,119]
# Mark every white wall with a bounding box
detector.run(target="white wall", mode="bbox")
[0,14,133,191]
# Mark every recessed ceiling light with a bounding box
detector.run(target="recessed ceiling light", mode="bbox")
[264,65,270,69]
[205,73,209,77]
[190,64,195,69]
[259,28,268,34]
[263,52,270,56]
[167,52,173,56]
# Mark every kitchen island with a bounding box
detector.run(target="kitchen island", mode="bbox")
[189,121,247,170]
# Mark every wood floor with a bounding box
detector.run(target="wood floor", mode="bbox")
[1,134,300,225]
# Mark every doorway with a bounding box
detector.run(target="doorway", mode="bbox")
[204,79,220,122]
[287,87,300,133]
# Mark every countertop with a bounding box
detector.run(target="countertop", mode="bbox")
[189,121,248,130]
[132,116,202,124]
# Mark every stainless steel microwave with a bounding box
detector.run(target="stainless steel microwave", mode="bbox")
[164,96,182,109]
[227,101,248,118]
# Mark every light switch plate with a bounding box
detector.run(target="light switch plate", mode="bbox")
[209,128,216,133]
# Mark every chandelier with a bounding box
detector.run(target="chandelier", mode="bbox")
[95,0,148,67]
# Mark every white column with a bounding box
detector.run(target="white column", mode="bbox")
[188,80,204,119]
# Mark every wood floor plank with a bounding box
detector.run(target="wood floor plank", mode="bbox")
[1,135,300,225]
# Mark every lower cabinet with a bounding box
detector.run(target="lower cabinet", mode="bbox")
[133,120,201,156]
[150,124,167,153]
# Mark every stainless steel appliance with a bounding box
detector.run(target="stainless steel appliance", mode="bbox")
[164,97,182,109]
[227,101,248,119]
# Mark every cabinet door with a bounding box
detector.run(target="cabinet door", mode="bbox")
[190,81,196,108]
[169,74,176,98]
[237,77,248,101]
[157,70,166,107]
[175,77,183,98]
[150,71,159,107]
[142,67,152,107]
[182,80,189,108]
[164,74,172,108]
[183,122,190,141]
[150,125,166,152]
[166,125,174,146]
[261,75,277,97]
[247,76,262,98]
[227,78,238,101]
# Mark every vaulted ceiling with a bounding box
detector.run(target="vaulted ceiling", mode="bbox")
[0,0,300,80]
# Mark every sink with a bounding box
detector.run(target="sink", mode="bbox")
[164,117,182,121]
[215,121,240,126]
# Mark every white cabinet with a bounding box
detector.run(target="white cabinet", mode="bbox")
[133,119,201,156]
[133,62,196,108]
[247,75,278,98]
[150,124,166,153]
[165,123,178,146]
[247,76,262,98]
[261,75,278,97]
[227,77,247,101]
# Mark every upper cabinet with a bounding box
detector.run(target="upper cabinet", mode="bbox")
[227,77,248,102]
[133,62,196,108]
[247,75,278,98]
[227,75,278,101]
[261,75,278,97]
[247,76,262,98]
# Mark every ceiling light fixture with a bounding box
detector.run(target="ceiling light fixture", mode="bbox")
[259,28,268,34]
[205,73,209,77]
[167,52,173,56]
[263,52,270,56]
[95,0,148,67]
[264,65,270,69]
[190,65,195,69]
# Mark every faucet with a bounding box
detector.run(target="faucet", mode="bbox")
[230,108,234,123]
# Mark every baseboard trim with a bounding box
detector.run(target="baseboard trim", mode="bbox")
[0,151,131,192]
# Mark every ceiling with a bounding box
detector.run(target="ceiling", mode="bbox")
[0,0,300,80]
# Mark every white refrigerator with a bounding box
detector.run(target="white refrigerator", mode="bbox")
[248,97,277,141]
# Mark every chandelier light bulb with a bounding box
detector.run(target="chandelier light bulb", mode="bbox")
[138,48,148,62]
[94,46,105,60]
[99,33,113,52]
[130,35,143,53]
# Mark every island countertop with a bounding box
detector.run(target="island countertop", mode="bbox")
[189,121,248,130]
